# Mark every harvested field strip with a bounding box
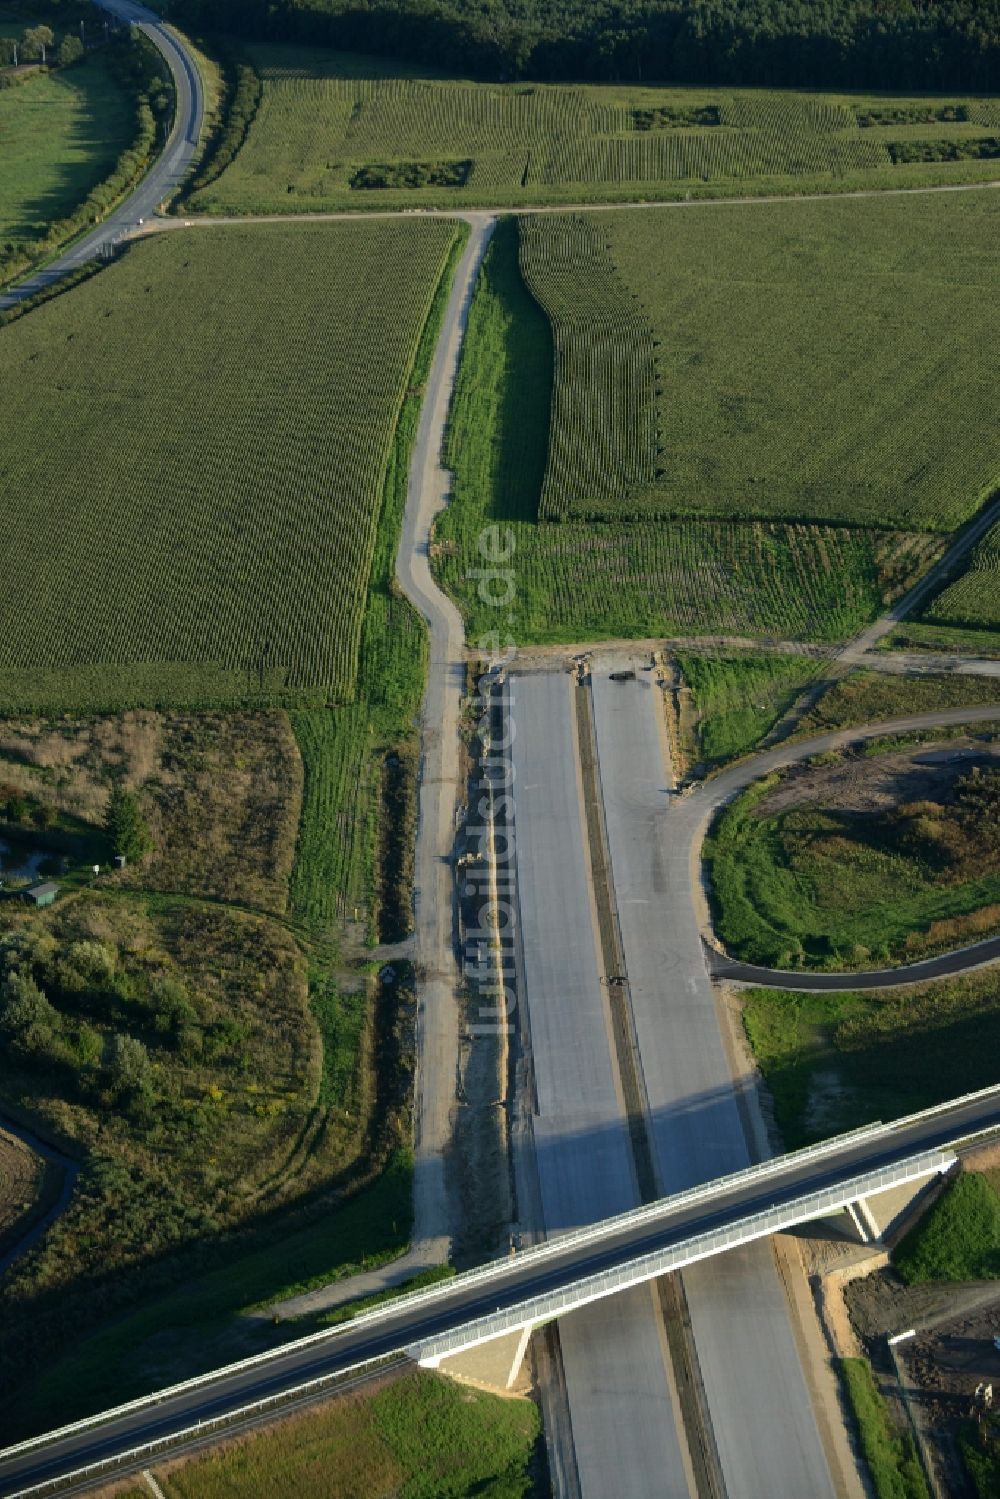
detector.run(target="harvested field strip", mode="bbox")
[0,220,460,710]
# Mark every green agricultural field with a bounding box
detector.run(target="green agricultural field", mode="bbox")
[742,969,1000,1149]
[707,742,1000,969]
[0,219,460,711]
[186,42,1000,214]
[0,53,134,247]
[434,217,945,647]
[923,521,1000,630]
[518,194,1000,530]
[797,670,1000,736]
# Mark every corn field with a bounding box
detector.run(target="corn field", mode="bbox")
[0,220,460,709]
[516,195,1000,530]
[189,46,1000,213]
[518,215,658,520]
[925,521,1000,628]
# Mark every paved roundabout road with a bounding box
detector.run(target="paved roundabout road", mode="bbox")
[686,704,1000,992]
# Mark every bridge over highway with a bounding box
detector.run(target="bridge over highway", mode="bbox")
[2,1084,998,1497]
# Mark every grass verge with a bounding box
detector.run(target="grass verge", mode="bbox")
[742,971,1000,1149]
[882,620,1000,658]
[149,1367,541,1499]
[798,671,1000,736]
[675,650,819,767]
[895,1172,1000,1283]
[838,1357,929,1499]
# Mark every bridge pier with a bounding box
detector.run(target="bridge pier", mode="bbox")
[418,1321,535,1396]
[844,1195,881,1245]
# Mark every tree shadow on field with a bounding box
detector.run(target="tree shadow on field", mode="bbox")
[6,63,128,242]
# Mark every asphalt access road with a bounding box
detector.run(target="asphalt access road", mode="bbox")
[3,1087,998,1496]
[711,934,1000,991]
[0,0,204,310]
[687,703,1000,991]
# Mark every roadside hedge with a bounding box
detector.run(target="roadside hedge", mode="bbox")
[181,43,261,201]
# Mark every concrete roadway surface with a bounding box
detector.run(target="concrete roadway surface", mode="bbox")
[3,1088,999,1496]
[590,659,837,1498]
[510,672,691,1499]
[393,216,495,1260]
[0,0,203,310]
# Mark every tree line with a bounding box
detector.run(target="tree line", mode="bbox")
[0,23,84,71]
[168,0,1000,92]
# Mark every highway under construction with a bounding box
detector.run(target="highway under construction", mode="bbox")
[494,656,843,1498]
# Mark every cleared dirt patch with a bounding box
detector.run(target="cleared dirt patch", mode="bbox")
[756,735,1000,818]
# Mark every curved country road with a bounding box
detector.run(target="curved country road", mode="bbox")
[393,218,495,1260]
[0,0,203,311]
[684,704,1000,992]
